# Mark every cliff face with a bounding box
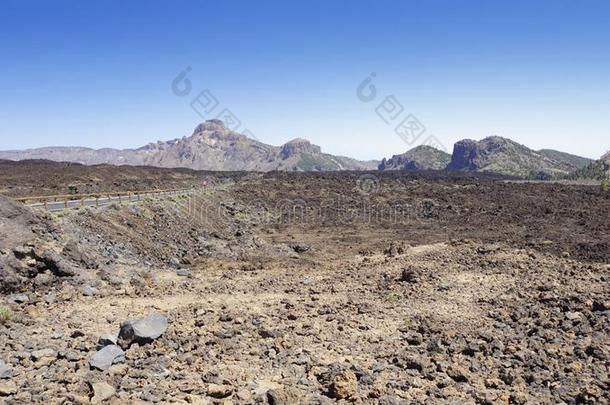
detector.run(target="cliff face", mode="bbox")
[446,140,480,171]
[0,121,377,172]
[447,136,590,178]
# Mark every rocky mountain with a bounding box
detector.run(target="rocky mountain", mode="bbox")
[0,120,377,172]
[562,150,610,181]
[378,145,451,171]
[537,149,593,170]
[447,136,592,178]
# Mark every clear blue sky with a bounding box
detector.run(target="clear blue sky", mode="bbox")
[1,0,609,159]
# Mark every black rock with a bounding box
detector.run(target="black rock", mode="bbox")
[289,244,311,254]
[400,267,419,283]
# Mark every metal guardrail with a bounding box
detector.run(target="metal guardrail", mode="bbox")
[15,188,196,211]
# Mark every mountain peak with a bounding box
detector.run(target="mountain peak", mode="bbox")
[192,119,226,135]
[280,138,321,159]
[378,144,451,171]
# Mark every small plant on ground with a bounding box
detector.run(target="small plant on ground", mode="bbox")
[601,178,609,192]
[0,306,14,324]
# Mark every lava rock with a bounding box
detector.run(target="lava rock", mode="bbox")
[400,267,419,283]
[38,251,76,276]
[289,244,311,254]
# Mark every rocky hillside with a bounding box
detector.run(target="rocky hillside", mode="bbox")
[537,149,592,170]
[378,145,451,171]
[562,150,610,181]
[447,136,591,178]
[0,120,377,172]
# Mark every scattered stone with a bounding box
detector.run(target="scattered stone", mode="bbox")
[0,360,12,379]
[39,251,77,276]
[329,369,358,399]
[12,246,32,259]
[82,285,98,296]
[7,293,29,304]
[64,351,81,362]
[44,293,57,304]
[400,267,419,283]
[31,348,57,361]
[119,313,168,346]
[258,328,281,339]
[89,345,125,371]
[0,381,17,396]
[447,364,469,382]
[90,381,116,404]
[97,333,119,349]
[176,268,191,277]
[289,243,310,254]
[62,240,98,269]
[207,383,233,398]
[109,363,129,376]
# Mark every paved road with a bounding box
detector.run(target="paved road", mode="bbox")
[27,189,197,212]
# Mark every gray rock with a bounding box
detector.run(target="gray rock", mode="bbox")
[7,293,29,304]
[119,313,168,346]
[12,246,32,259]
[31,348,57,361]
[96,333,119,350]
[82,286,98,296]
[38,251,76,276]
[33,272,54,287]
[0,360,12,379]
[44,293,57,304]
[176,269,191,277]
[89,345,125,371]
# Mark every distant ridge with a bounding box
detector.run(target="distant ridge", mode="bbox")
[0,120,377,172]
[379,136,593,178]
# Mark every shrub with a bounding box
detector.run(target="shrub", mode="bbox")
[0,306,14,324]
[601,178,609,192]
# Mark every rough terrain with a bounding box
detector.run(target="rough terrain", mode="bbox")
[1,170,609,404]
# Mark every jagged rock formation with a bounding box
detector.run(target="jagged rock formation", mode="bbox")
[447,136,592,178]
[378,145,451,171]
[0,120,377,172]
